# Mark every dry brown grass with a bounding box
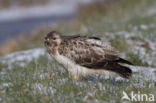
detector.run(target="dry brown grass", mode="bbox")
[0,26,55,55]
[0,0,151,56]
[0,0,129,56]
[0,35,28,55]
[78,0,140,21]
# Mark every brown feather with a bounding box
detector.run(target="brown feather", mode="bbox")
[57,34,132,78]
[59,35,118,65]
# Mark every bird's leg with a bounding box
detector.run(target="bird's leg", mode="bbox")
[70,73,80,80]
[73,75,80,80]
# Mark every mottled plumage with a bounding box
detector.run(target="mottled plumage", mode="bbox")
[44,31,132,80]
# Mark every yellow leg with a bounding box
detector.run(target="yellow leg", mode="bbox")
[70,74,80,80]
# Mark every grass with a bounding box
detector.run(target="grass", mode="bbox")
[0,0,156,102]
[0,56,155,103]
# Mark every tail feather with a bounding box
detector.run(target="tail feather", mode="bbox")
[116,64,132,78]
[116,58,133,65]
[103,63,132,79]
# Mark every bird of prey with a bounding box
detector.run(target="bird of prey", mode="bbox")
[44,31,132,80]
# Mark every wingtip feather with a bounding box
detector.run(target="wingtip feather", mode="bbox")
[117,58,133,65]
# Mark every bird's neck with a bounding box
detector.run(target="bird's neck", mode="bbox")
[50,46,59,56]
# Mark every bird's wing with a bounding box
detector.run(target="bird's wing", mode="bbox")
[58,35,132,78]
[59,36,121,68]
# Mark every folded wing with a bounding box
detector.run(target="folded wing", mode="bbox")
[59,36,132,78]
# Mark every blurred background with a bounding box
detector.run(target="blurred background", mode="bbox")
[0,1,156,102]
[0,0,91,44]
[0,0,156,67]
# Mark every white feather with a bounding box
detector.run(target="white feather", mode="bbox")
[52,52,117,77]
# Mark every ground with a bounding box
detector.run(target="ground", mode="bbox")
[0,0,156,103]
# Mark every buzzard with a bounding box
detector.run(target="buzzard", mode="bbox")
[44,31,132,80]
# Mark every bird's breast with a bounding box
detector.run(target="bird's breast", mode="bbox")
[54,54,74,68]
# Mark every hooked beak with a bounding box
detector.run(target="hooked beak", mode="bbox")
[44,38,50,46]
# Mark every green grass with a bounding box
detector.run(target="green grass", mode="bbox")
[0,56,155,103]
[0,0,156,102]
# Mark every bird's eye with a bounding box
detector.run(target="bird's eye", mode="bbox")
[52,37,56,40]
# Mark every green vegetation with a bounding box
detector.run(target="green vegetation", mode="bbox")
[0,56,155,103]
[0,0,156,102]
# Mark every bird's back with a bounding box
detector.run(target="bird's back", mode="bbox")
[58,35,118,65]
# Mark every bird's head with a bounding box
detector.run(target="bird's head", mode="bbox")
[44,31,62,48]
